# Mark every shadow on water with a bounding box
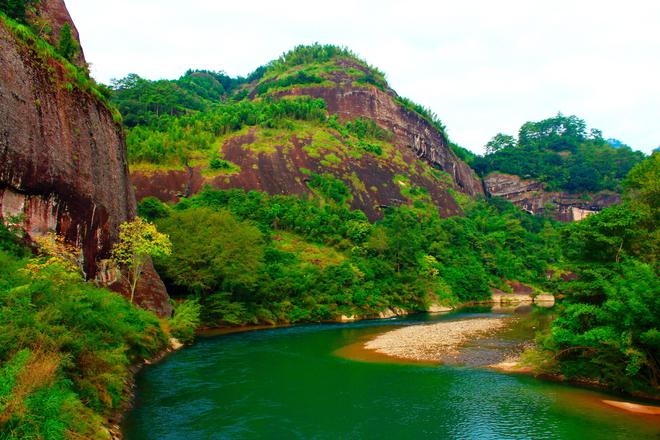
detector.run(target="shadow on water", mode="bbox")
[123,305,660,440]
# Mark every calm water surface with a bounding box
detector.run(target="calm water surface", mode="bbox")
[123,307,660,439]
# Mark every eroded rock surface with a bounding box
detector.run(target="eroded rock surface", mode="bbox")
[0,14,171,316]
[485,172,620,222]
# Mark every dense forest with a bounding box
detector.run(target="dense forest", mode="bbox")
[139,188,560,326]
[472,114,645,192]
[534,152,659,393]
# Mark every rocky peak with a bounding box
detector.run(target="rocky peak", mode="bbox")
[29,0,86,67]
[263,57,484,198]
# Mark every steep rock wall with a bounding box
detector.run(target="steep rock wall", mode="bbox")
[271,63,484,198]
[0,18,171,316]
[484,172,620,222]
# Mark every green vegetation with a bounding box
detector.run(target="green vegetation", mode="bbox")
[532,153,659,394]
[110,218,172,304]
[0,0,36,23]
[139,187,560,326]
[0,224,170,438]
[0,12,120,122]
[473,114,645,192]
[125,96,327,166]
[57,23,78,62]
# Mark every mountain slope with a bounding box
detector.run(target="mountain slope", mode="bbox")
[117,45,482,220]
[474,114,645,221]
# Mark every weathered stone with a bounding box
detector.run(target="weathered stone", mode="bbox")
[132,60,483,220]
[0,17,171,316]
[484,172,620,222]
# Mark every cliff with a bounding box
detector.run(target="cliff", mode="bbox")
[0,10,171,315]
[269,60,484,198]
[130,57,482,220]
[484,172,620,222]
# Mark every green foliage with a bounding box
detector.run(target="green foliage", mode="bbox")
[168,299,201,343]
[540,154,660,394]
[0,0,36,23]
[111,218,172,303]
[150,188,559,326]
[137,196,170,221]
[256,70,325,95]
[155,207,265,294]
[209,156,233,170]
[0,230,169,437]
[474,114,645,192]
[56,23,78,62]
[125,96,327,165]
[307,173,352,204]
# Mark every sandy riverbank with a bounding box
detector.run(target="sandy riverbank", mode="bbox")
[364,317,511,362]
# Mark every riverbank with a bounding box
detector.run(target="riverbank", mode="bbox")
[107,337,184,439]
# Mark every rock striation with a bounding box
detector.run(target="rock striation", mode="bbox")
[132,60,483,220]
[484,172,620,222]
[0,9,171,316]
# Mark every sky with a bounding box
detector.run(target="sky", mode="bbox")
[66,0,660,155]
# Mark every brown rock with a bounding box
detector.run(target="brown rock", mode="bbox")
[484,172,620,222]
[30,0,87,67]
[0,17,171,316]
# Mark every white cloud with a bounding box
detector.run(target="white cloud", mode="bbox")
[67,0,660,154]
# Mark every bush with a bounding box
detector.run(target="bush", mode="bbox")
[169,299,202,343]
[0,243,168,437]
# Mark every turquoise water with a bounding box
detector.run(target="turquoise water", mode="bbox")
[123,308,660,439]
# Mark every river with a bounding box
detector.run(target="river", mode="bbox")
[122,306,660,439]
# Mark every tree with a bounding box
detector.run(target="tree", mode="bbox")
[111,218,171,304]
[57,23,79,62]
[485,133,516,154]
[155,207,264,293]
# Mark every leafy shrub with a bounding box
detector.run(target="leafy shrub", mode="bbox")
[169,299,202,343]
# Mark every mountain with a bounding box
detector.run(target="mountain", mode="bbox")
[0,0,171,315]
[114,45,483,221]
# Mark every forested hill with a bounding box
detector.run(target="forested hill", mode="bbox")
[110,44,483,221]
[466,114,646,221]
[473,114,645,193]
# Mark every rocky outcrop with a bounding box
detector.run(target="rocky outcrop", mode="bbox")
[272,62,484,198]
[132,61,482,220]
[133,129,461,221]
[484,172,620,222]
[0,15,171,316]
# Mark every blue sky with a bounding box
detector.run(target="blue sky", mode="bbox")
[67,0,660,155]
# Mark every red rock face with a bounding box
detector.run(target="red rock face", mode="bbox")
[278,100,482,198]
[133,62,482,219]
[133,129,461,221]
[0,20,171,316]
[484,172,620,222]
[270,63,484,198]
